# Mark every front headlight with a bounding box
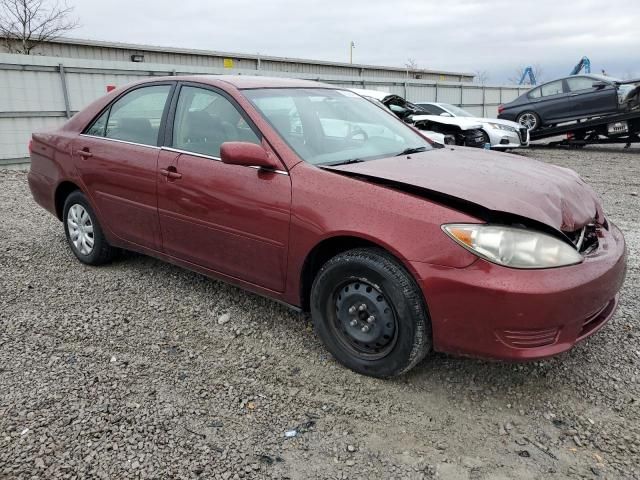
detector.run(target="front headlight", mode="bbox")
[487,123,516,132]
[442,224,583,269]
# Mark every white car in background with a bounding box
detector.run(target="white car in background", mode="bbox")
[415,102,530,150]
[349,89,486,148]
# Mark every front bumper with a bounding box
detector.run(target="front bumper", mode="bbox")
[411,222,626,360]
[463,130,486,148]
[487,127,529,149]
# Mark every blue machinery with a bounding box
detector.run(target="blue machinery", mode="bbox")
[518,66,537,85]
[569,56,591,75]
[518,57,592,85]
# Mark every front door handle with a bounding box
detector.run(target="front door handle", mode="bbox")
[75,149,93,158]
[160,168,182,180]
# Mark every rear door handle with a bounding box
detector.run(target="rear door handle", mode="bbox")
[75,149,93,158]
[160,168,182,180]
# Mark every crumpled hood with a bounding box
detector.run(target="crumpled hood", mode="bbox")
[325,148,604,232]
[411,114,483,131]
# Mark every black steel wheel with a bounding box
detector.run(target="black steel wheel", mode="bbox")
[311,248,431,378]
[332,279,398,360]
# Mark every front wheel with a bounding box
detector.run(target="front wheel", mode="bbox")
[480,130,491,147]
[310,248,431,378]
[63,191,115,265]
[517,111,541,131]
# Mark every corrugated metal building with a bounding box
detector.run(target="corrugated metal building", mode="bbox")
[1,36,475,83]
[1,39,535,167]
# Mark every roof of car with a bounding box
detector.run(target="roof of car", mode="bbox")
[163,74,334,89]
[348,88,397,101]
[586,73,621,82]
[532,74,619,87]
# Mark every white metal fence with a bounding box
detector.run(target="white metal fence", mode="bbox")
[0,53,531,166]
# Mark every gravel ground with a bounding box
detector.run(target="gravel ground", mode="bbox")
[1,146,639,479]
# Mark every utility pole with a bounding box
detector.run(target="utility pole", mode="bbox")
[349,41,356,64]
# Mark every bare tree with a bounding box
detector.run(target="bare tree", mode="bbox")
[474,70,490,85]
[405,58,419,70]
[508,64,544,85]
[0,0,78,54]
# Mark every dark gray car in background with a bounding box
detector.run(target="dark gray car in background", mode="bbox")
[498,74,640,131]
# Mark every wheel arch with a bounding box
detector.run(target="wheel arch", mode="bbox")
[299,234,423,313]
[54,181,82,220]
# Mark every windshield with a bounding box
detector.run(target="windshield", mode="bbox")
[244,88,432,165]
[441,104,474,117]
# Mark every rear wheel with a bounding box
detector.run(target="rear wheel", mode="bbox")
[517,111,540,131]
[63,191,114,265]
[310,248,431,378]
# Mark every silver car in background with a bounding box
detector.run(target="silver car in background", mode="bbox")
[349,89,485,147]
[415,102,530,150]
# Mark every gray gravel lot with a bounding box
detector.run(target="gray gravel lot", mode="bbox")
[1,146,639,479]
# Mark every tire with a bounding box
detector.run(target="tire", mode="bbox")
[480,130,491,147]
[310,248,431,378]
[516,111,541,131]
[63,191,114,265]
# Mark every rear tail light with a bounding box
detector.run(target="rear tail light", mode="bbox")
[497,104,505,115]
[28,139,33,153]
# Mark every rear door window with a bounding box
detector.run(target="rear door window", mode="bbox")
[106,86,172,145]
[84,85,172,146]
[540,80,564,97]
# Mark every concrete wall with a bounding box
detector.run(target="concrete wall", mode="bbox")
[0,53,530,166]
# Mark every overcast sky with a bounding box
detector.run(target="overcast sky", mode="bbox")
[70,0,640,84]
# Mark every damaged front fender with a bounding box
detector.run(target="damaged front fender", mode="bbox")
[616,80,640,111]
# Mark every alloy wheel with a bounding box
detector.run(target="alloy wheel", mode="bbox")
[518,112,538,130]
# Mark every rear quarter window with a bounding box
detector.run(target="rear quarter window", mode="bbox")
[85,110,108,136]
[527,88,541,99]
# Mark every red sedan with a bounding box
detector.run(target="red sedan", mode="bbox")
[28,76,627,377]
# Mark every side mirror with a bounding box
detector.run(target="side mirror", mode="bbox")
[220,142,279,170]
[440,112,453,117]
[592,81,608,89]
